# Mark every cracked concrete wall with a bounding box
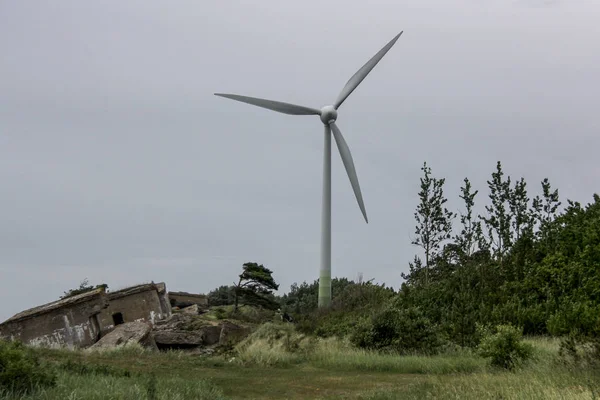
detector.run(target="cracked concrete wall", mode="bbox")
[0,299,105,348]
[98,289,166,334]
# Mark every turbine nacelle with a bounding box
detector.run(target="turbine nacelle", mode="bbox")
[319,105,338,125]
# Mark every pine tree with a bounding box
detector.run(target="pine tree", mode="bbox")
[455,177,483,257]
[233,262,279,312]
[412,162,455,284]
[480,161,513,266]
[509,177,533,242]
[508,177,535,280]
[532,178,561,233]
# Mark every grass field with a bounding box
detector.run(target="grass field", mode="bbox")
[2,333,600,400]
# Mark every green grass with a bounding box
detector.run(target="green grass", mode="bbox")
[308,337,486,374]
[0,371,228,400]
[2,335,599,399]
[233,324,486,373]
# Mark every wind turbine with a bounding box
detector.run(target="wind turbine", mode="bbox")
[215,31,403,308]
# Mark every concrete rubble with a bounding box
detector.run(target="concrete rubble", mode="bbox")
[151,313,250,351]
[89,321,158,350]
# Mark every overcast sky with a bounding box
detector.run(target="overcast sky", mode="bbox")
[1,1,598,322]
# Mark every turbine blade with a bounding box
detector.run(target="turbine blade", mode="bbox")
[330,122,368,223]
[214,93,321,116]
[333,31,403,109]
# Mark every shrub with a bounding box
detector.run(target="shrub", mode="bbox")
[331,282,395,312]
[477,324,533,370]
[213,307,227,320]
[294,307,359,338]
[0,339,57,394]
[351,306,444,354]
[294,283,394,338]
[227,306,275,324]
[234,323,315,366]
[207,285,236,307]
[558,332,600,369]
[547,300,600,337]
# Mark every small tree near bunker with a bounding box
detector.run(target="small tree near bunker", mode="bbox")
[233,262,280,313]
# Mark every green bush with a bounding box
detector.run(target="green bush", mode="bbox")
[293,283,394,339]
[477,324,533,370]
[547,300,600,337]
[0,339,57,394]
[295,308,364,338]
[351,306,444,355]
[227,306,275,324]
[331,282,395,312]
[213,307,227,320]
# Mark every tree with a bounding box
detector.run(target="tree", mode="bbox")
[401,255,425,286]
[207,285,235,306]
[411,162,455,284]
[507,177,536,281]
[397,160,600,343]
[480,161,513,266]
[233,262,280,312]
[532,178,561,228]
[455,177,483,257]
[532,178,561,249]
[509,177,533,243]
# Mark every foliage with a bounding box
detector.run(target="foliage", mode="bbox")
[61,278,108,299]
[233,262,279,313]
[397,159,600,348]
[0,339,56,394]
[207,285,236,307]
[293,281,394,338]
[227,305,276,324]
[477,324,534,370]
[351,305,444,355]
[409,162,455,285]
[278,277,357,315]
[213,307,228,319]
[557,330,600,370]
[546,300,600,337]
[455,177,484,257]
[479,161,514,265]
[331,279,395,311]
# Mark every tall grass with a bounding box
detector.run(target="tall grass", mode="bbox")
[357,367,599,400]
[310,337,486,373]
[0,371,229,400]
[353,337,600,399]
[234,323,486,373]
[234,322,312,367]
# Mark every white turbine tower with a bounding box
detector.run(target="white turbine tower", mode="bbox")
[215,31,403,308]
